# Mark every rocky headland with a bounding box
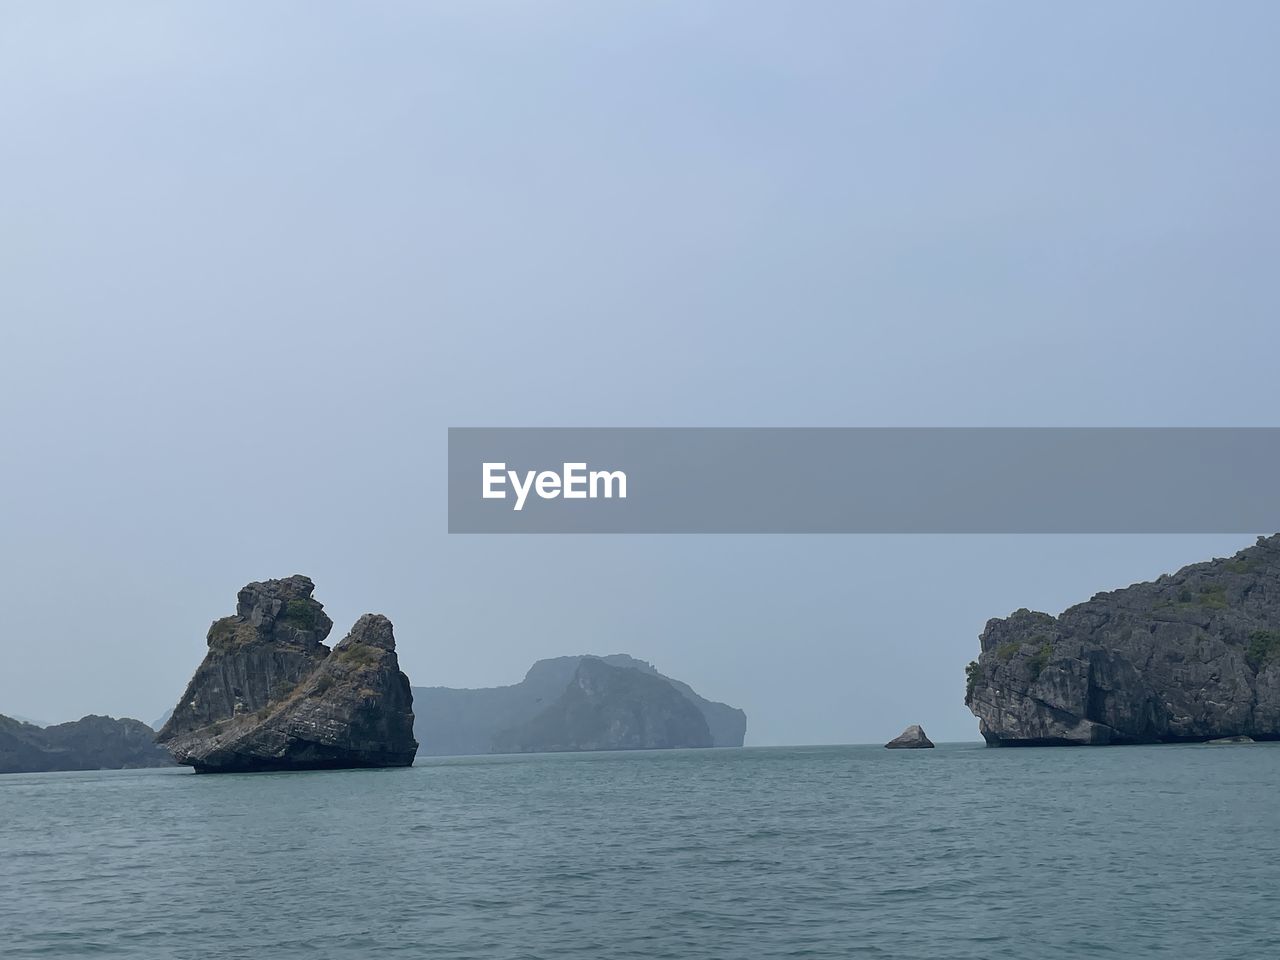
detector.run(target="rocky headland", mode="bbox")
[414,653,745,755]
[157,576,417,772]
[0,714,173,774]
[966,535,1280,746]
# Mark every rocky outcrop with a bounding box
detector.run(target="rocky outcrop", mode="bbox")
[0,714,172,774]
[885,724,934,749]
[157,576,417,772]
[490,657,715,753]
[966,535,1280,746]
[414,653,745,755]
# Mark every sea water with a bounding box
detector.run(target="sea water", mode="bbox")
[2,744,1278,959]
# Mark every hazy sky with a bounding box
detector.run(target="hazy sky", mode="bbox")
[2,2,1277,743]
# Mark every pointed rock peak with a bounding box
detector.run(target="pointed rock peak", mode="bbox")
[885,724,935,749]
[337,613,397,652]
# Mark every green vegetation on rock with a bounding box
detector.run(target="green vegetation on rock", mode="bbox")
[335,642,383,667]
[1226,556,1262,575]
[280,598,321,630]
[1199,584,1227,609]
[965,660,981,702]
[1029,642,1053,681]
[207,617,256,648]
[1247,630,1280,668]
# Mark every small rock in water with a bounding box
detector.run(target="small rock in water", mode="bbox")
[1207,735,1255,745]
[885,724,934,749]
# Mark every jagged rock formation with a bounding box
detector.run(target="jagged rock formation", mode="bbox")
[0,714,172,774]
[414,653,746,755]
[157,576,417,772]
[966,535,1280,746]
[885,724,934,749]
[490,657,714,753]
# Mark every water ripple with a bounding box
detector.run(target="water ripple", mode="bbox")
[2,744,1279,958]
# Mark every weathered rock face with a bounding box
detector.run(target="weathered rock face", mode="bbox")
[0,714,173,774]
[490,657,715,753]
[160,576,332,734]
[157,577,417,772]
[966,535,1280,746]
[885,724,934,749]
[415,653,746,755]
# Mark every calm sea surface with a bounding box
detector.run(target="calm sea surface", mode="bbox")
[2,744,1279,959]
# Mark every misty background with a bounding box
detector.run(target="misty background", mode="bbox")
[1,2,1277,743]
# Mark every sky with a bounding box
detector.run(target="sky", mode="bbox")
[1,2,1278,743]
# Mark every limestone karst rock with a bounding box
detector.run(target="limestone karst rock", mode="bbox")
[965,535,1280,746]
[0,714,172,774]
[415,653,745,755]
[489,656,715,754]
[157,576,417,772]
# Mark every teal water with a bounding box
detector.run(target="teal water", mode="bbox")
[2,744,1279,959]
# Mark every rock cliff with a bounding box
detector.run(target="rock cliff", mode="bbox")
[966,535,1280,746]
[157,576,417,772]
[414,653,745,755]
[0,714,172,774]
[490,657,714,753]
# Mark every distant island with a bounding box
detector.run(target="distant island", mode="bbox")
[0,714,170,774]
[157,576,418,773]
[966,534,1280,746]
[415,653,746,755]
